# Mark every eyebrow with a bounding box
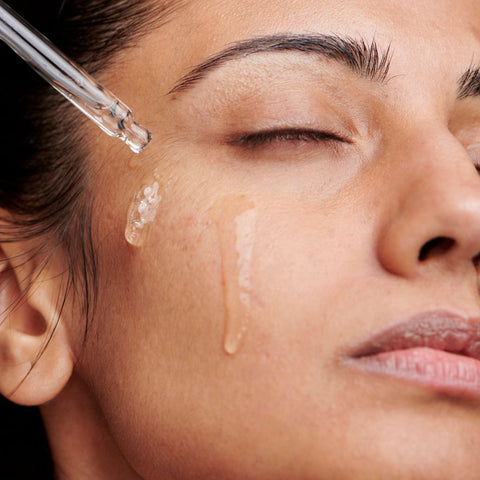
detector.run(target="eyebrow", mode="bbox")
[169,34,392,94]
[458,65,480,99]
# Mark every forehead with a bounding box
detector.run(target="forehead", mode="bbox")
[171,0,480,46]
[143,0,480,89]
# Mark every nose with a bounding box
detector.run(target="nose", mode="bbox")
[376,130,480,278]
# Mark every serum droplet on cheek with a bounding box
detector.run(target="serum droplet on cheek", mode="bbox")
[213,197,258,355]
[125,176,162,247]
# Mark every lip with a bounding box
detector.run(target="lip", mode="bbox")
[345,311,480,399]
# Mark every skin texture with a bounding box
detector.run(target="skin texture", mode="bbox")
[2,0,480,478]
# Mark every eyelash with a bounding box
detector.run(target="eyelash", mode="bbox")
[229,128,350,148]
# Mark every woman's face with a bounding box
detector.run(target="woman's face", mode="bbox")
[76,0,480,478]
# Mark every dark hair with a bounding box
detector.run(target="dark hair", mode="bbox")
[0,0,179,341]
[0,1,179,473]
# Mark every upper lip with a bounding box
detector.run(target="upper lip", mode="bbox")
[349,311,480,361]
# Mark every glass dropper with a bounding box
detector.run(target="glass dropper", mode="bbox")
[0,0,151,154]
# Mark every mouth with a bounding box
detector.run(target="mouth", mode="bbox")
[345,311,480,399]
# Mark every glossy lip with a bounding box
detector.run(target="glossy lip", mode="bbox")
[344,311,480,399]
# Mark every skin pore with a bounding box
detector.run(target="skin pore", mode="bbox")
[2,0,480,479]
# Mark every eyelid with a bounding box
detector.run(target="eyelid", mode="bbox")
[227,127,352,148]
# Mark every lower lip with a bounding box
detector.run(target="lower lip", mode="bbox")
[346,347,480,399]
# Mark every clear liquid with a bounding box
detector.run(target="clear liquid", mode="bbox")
[214,196,257,355]
[125,175,162,247]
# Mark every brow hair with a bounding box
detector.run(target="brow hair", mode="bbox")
[170,34,392,94]
[458,65,480,99]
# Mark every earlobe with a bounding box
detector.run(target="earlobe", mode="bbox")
[0,248,74,406]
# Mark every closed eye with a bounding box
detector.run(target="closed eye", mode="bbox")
[228,128,351,148]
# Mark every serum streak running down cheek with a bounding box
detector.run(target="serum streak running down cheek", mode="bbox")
[125,173,162,247]
[214,197,258,355]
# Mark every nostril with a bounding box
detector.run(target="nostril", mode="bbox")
[418,237,456,262]
[473,252,480,268]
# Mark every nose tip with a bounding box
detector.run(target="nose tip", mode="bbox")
[376,140,480,277]
[378,190,480,276]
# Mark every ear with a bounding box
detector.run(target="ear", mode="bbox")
[0,242,74,406]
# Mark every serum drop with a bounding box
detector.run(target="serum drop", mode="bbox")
[213,196,258,355]
[125,176,162,247]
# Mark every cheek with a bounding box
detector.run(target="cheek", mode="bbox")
[210,193,349,355]
[210,192,375,361]
[81,186,375,479]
